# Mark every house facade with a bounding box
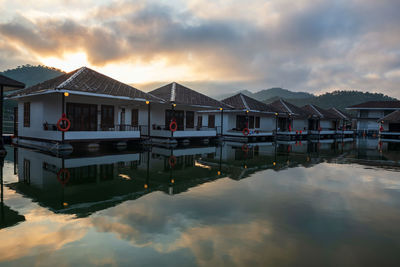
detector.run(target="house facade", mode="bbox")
[8,67,161,151]
[269,99,309,140]
[347,101,400,135]
[147,82,228,144]
[301,104,341,139]
[203,93,277,142]
[378,110,400,141]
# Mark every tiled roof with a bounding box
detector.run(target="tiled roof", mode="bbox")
[0,74,25,90]
[149,82,230,108]
[328,108,352,120]
[8,67,160,101]
[378,110,400,123]
[347,101,400,109]
[269,99,308,117]
[222,93,275,112]
[301,104,339,119]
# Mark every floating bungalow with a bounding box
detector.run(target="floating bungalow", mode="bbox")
[7,67,162,152]
[269,99,309,140]
[301,104,341,139]
[378,110,400,142]
[147,82,229,145]
[202,93,277,143]
[347,101,400,136]
[328,107,355,139]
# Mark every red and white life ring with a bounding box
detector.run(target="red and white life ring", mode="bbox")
[57,113,71,132]
[57,168,70,186]
[242,128,250,136]
[169,120,178,132]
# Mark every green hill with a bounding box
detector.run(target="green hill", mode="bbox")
[1,65,65,133]
[1,64,65,88]
[263,90,397,112]
[216,87,313,100]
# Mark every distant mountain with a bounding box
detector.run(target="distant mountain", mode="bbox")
[263,90,398,112]
[1,65,66,130]
[1,64,65,88]
[216,87,313,100]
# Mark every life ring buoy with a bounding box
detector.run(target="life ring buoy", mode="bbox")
[57,168,70,186]
[169,121,178,132]
[57,113,71,132]
[242,128,250,136]
[168,155,177,167]
[241,144,249,153]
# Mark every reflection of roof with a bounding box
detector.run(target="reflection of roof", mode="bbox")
[269,99,308,117]
[222,93,275,112]
[149,82,230,108]
[302,104,339,119]
[8,67,160,101]
[378,110,400,123]
[347,101,400,109]
[0,74,25,90]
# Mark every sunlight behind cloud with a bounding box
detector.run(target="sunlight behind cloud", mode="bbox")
[39,52,90,72]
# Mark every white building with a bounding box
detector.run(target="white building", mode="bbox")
[147,82,228,144]
[347,101,400,134]
[202,93,277,142]
[7,67,162,152]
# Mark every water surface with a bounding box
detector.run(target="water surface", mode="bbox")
[1,139,400,266]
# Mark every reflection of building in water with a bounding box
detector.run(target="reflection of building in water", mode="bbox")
[1,155,25,229]
[9,145,223,217]
[8,139,400,217]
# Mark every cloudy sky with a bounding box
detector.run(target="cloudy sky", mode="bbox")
[1,0,400,98]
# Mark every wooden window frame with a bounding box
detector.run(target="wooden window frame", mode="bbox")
[23,102,30,127]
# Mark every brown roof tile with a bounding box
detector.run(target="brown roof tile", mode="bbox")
[8,67,160,101]
[347,101,400,109]
[222,93,275,112]
[149,82,230,108]
[0,74,25,89]
[378,110,400,123]
[269,99,309,118]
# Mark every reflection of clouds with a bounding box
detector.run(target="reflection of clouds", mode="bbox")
[89,164,400,266]
[0,217,87,262]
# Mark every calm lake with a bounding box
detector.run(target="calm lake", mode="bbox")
[1,139,400,266]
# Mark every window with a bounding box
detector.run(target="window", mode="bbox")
[236,115,247,130]
[255,117,260,128]
[165,109,184,130]
[186,111,194,128]
[359,110,368,118]
[131,109,139,127]
[101,105,114,130]
[23,102,30,127]
[197,116,203,128]
[208,115,215,128]
[67,103,98,131]
[249,116,254,128]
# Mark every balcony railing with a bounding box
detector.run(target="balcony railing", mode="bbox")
[43,123,140,132]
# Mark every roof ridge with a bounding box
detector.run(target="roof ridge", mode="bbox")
[332,107,346,119]
[280,99,293,114]
[171,82,176,102]
[239,93,250,110]
[309,104,323,117]
[56,66,86,89]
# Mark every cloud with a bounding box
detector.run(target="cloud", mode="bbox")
[0,0,400,97]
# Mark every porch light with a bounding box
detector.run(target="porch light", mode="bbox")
[217,171,221,175]
[64,92,69,97]
[246,110,249,113]
[219,108,223,111]
[146,101,150,105]
[171,179,175,184]
[173,103,176,107]
[63,202,68,207]
[275,113,278,116]
[273,162,276,166]
[144,184,148,189]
